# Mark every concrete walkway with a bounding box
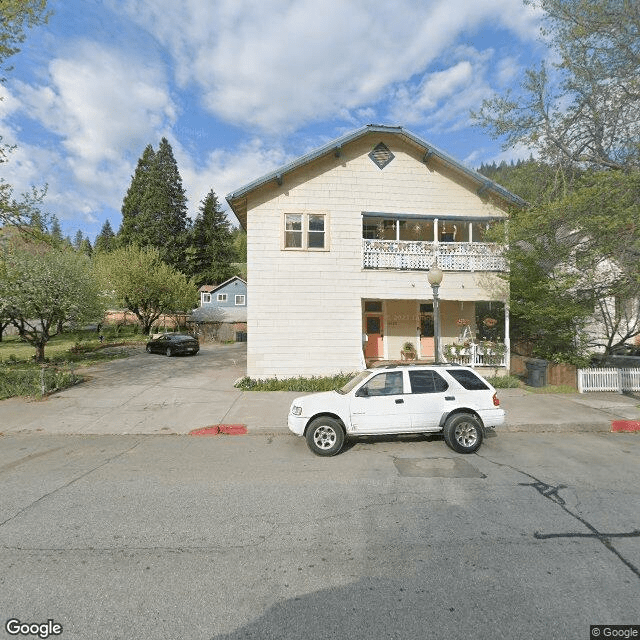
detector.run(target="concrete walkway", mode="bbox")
[1,343,639,435]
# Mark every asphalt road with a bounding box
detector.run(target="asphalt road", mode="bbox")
[1,430,638,640]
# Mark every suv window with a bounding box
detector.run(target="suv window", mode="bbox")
[359,371,403,396]
[409,370,449,394]
[447,368,489,390]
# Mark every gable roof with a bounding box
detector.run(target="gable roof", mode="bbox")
[226,124,526,228]
[199,276,246,295]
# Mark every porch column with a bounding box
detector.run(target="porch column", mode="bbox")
[504,303,510,372]
[468,222,473,243]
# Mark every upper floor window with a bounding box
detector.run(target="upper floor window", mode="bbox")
[202,293,211,303]
[284,213,328,250]
[217,293,227,302]
[235,295,246,306]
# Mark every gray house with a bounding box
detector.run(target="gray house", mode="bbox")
[189,276,247,342]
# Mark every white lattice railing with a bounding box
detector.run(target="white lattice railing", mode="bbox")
[362,239,507,271]
[577,368,640,393]
[444,344,508,368]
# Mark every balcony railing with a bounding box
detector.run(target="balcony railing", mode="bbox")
[362,239,507,272]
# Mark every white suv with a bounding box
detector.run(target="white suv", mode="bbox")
[288,364,505,456]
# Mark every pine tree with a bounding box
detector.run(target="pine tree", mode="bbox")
[139,137,189,269]
[94,219,117,253]
[118,144,155,247]
[49,215,64,245]
[73,229,84,250]
[118,139,189,270]
[187,189,237,286]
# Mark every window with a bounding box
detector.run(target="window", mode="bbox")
[447,369,489,390]
[358,371,403,397]
[284,213,327,250]
[217,293,227,302]
[202,293,211,303]
[235,295,245,306]
[409,370,449,394]
[364,301,383,313]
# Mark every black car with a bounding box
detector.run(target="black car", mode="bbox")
[146,334,200,357]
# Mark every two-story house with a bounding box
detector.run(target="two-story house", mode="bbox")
[226,125,524,379]
[189,276,247,342]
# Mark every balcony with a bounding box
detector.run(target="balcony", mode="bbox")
[362,239,507,272]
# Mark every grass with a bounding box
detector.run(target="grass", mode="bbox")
[525,384,578,394]
[0,326,149,399]
[235,373,358,392]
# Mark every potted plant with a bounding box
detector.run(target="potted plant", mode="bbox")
[401,341,416,360]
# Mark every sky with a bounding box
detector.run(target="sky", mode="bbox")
[2,0,548,241]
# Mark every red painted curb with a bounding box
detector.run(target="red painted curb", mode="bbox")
[611,420,640,432]
[219,424,248,435]
[189,425,220,436]
[189,425,247,436]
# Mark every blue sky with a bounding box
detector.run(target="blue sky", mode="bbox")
[2,0,547,241]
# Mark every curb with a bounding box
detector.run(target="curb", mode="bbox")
[611,420,640,433]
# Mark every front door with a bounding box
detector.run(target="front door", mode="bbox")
[420,304,434,359]
[364,314,384,359]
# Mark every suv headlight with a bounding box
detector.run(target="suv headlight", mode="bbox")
[291,405,302,416]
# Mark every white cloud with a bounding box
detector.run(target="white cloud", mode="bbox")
[13,40,176,178]
[119,0,542,133]
[175,137,289,225]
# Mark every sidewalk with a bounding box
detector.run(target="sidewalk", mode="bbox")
[496,388,640,433]
[1,383,639,436]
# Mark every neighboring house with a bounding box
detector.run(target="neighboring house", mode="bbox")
[189,276,247,342]
[198,276,247,309]
[226,124,525,379]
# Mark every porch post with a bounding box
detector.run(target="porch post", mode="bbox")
[504,303,510,372]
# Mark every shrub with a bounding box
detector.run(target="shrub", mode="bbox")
[486,374,521,388]
[235,373,357,392]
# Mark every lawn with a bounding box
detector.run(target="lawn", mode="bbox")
[0,326,149,399]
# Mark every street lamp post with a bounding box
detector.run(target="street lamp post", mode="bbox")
[427,265,443,363]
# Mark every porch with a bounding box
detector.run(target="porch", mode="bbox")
[362,213,507,272]
[362,299,509,371]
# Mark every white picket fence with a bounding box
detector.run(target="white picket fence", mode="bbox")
[577,368,640,393]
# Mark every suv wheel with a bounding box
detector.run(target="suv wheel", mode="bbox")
[306,417,345,457]
[443,413,483,454]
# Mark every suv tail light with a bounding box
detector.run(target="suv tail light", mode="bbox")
[493,393,500,407]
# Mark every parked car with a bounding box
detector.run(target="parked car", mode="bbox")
[145,334,199,357]
[288,364,505,456]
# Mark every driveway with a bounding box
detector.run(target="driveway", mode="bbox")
[0,343,298,435]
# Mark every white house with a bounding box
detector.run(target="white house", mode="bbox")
[226,125,525,379]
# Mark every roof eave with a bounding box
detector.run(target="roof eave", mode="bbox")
[225,124,526,217]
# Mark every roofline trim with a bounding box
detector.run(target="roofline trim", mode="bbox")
[225,124,526,209]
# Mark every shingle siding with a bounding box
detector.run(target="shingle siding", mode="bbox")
[244,132,509,378]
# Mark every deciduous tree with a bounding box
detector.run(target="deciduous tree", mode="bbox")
[474,0,640,171]
[0,242,106,361]
[94,245,198,335]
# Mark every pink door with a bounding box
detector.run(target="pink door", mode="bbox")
[420,336,435,358]
[420,308,435,359]
[364,315,384,359]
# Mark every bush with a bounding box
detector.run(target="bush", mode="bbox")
[235,373,357,392]
[0,364,82,400]
[486,374,521,388]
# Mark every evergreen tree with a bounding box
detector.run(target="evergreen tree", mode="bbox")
[94,219,117,253]
[73,229,84,250]
[48,215,64,245]
[118,138,189,269]
[139,137,189,269]
[79,237,92,257]
[118,144,155,246]
[187,189,237,286]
